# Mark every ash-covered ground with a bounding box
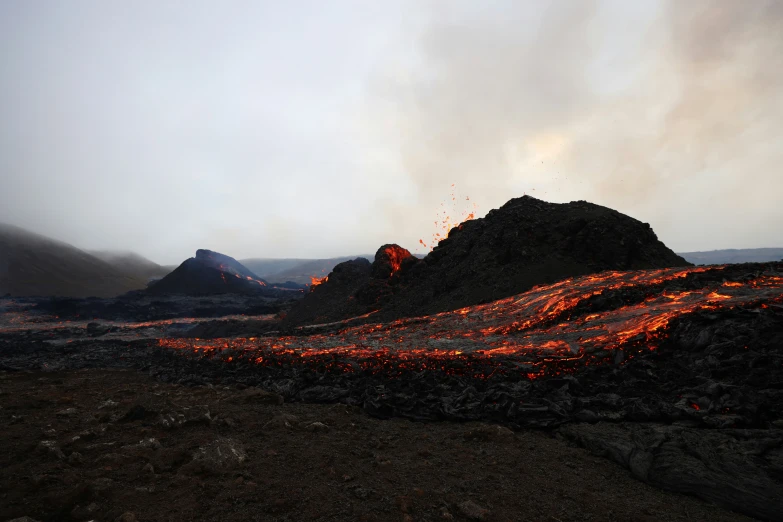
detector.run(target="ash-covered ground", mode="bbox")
[1,261,782,520]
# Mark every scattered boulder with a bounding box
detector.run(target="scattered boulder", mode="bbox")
[35,441,65,460]
[457,500,490,521]
[560,422,783,521]
[304,421,330,432]
[235,387,284,405]
[262,413,301,431]
[157,405,211,429]
[180,438,247,475]
[115,512,138,522]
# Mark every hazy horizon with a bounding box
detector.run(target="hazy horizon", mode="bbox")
[2,1,781,265]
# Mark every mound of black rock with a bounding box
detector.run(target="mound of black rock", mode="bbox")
[147,249,305,297]
[281,245,418,327]
[283,196,691,327]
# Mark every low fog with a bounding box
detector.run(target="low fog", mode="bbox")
[1,0,781,264]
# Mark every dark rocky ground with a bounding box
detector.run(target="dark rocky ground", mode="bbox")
[1,298,782,517]
[14,293,299,323]
[2,262,781,520]
[283,196,690,328]
[0,369,758,522]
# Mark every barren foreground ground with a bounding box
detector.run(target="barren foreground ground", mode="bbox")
[0,369,752,522]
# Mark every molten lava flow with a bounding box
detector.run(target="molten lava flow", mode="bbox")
[310,275,328,288]
[379,245,410,275]
[157,265,783,380]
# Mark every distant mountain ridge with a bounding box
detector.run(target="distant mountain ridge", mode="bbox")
[0,223,149,298]
[146,249,279,295]
[241,255,375,284]
[677,248,783,265]
[88,250,170,280]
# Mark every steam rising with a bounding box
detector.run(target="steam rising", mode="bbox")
[0,1,780,261]
[366,0,783,252]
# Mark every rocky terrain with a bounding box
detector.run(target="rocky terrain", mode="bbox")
[282,196,690,327]
[0,369,758,522]
[1,199,781,521]
[2,262,782,520]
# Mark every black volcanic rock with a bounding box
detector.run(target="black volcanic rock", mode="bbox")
[194,249,258,279]
[146,250,273,296]
[283,196,691,327]
[281,258,372,325]
[371,244,416,279]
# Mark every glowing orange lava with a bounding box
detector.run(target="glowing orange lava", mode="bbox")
[419,184,478,251]
[310,275,328,288]
[157,265,783,379]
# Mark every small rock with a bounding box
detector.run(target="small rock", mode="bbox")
[180,438,247,475]
[238,387,284,405]
[36,440,65,460]
[138,437,162,450]
[68,429,97,445]
[115,512,138,522]
[67,452,83,465]
[458,500,490,521]
[352,486,371,500]
[56,407,78,417]
[6,518,42,522]
[463,425,514,442]
[90,477,115,493]
[305,421,329,432]
[97,399,119,410]
[70,502,100,519]
[142,463,155,474]
[119,404,154,423]
[158,405,211,429]
[262,413,300,430]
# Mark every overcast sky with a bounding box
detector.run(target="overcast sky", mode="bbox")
[1,0,781,264]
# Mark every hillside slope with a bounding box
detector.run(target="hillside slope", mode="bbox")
[147,249,292,296]
[88,250,170,280]
[0,224,147,297]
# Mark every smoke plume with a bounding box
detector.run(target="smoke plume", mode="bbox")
[364,0,783,252]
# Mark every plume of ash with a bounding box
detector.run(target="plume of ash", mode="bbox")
[363,0,783,251]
